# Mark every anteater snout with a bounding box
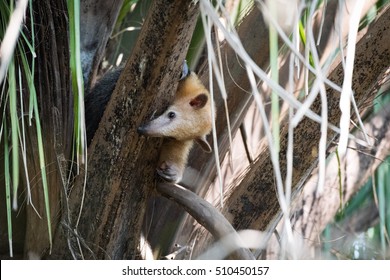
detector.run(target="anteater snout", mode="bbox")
[137,125,147,135]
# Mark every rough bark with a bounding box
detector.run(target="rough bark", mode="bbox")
[49,0,200,259]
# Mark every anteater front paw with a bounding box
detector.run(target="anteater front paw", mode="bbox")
[157,161,182,183]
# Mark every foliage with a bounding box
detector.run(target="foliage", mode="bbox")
[0,0,52,257]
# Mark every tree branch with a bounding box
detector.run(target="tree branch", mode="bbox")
[156,182,255,260]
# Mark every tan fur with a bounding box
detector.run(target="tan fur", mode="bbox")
[138,73,212,140]
[157,139,193,183]
[173,72,212,139]
[138,72,214,183]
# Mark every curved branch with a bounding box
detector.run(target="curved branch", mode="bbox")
[156,182,255,260]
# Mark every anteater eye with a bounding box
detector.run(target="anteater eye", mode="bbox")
[168,112,176,119]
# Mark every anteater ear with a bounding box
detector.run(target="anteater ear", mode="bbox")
[189,93,208,109]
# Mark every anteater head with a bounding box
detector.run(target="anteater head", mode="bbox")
[137,72,213,152]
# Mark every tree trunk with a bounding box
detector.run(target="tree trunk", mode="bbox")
[49,0,200,260]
